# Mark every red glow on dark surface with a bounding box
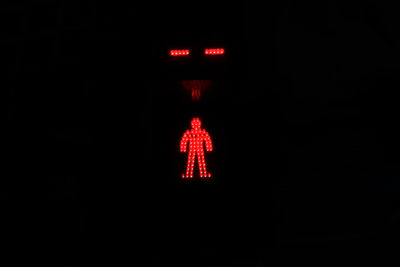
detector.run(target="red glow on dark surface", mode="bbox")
[170,49,190,56]
[191,88,201,101]
[180,118,213,178]
[205,48,224,55]
[181,80,211,101]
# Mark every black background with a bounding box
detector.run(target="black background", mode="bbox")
[3,1,400,266]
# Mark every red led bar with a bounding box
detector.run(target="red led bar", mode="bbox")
[170,49,190,56]
[205,48,224,55]
[180,118,213,179]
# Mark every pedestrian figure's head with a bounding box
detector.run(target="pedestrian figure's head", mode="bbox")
[191,118,201,130]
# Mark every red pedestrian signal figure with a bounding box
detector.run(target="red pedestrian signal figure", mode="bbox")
[180,118,213,178]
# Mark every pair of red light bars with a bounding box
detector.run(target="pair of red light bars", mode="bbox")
[170,48,225,56]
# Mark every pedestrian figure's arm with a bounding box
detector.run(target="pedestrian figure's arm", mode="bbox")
[204,131,213,152]
[180,131,190,152]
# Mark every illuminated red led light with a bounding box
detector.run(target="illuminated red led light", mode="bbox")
[180,118,213,179]
[205,48,224,55]
[170,49,190,56]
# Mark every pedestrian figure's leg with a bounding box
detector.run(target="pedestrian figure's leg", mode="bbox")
[188,150,195,178]
[199,150,210,178]
[184,151,194,178]
[197,151,204,177]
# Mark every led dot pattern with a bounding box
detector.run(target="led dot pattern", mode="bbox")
[170,49,190,56]
[205,48,224,55]
[180,118,213,178]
